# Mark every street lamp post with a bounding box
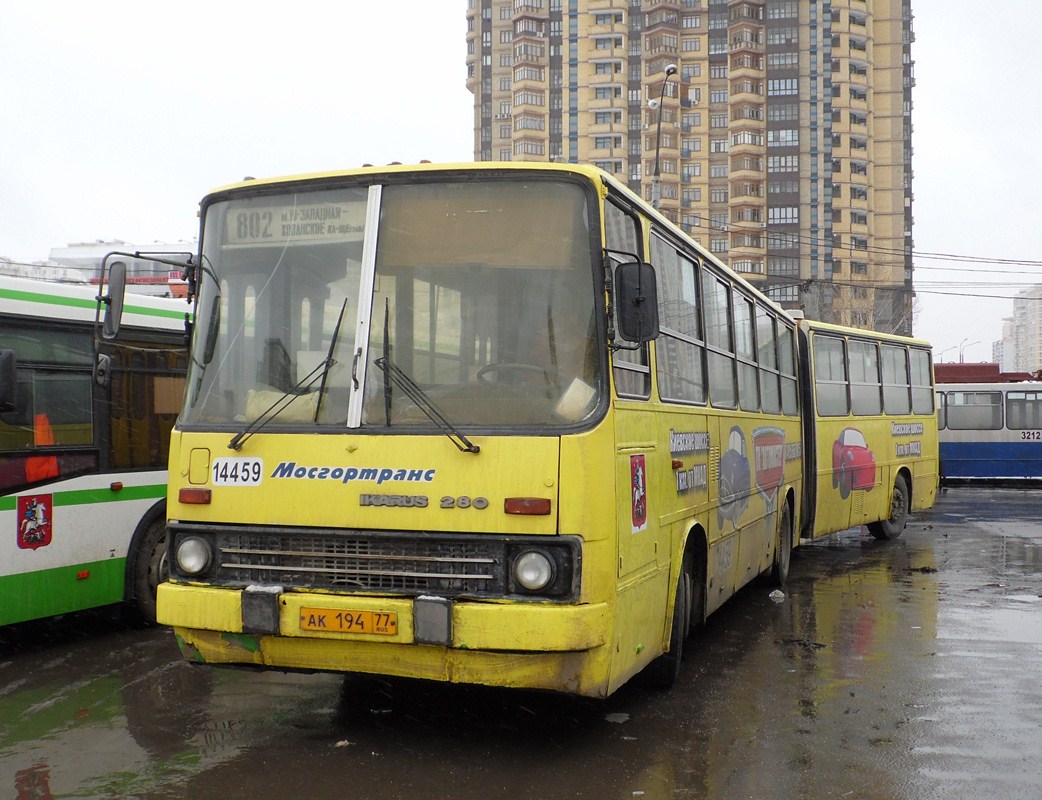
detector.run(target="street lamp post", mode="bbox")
[959,340,980,363]
[937,346,956,363]
[650,63,678,211]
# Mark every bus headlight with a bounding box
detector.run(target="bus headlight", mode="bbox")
[175,536,212,575]
[513,550,555,591]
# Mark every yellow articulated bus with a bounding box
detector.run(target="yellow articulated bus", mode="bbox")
[136,163,935,698]
[796,318,938,541]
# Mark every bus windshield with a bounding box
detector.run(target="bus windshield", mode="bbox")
[185,177,604,431]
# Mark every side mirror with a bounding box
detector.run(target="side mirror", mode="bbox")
[614,261,660,343]
[0,349,16,413]
[101,260,128,340]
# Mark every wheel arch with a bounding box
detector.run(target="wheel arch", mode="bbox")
[682,522,708,627]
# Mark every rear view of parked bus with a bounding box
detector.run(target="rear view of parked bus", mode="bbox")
[936,382,1042,481]
[797,318,938,540]
[0,274,188,625]
[157,163,804,697]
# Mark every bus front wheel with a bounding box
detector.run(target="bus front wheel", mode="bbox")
[868,474,909,540]
[128,518,168,624]
[640,560,692,689]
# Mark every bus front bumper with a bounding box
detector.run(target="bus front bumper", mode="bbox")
[158,582,612,693]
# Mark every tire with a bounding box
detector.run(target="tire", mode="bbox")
[868,474,909,540]
[769,501,793,586]
[128,518,168,624]
[640,563,691,689]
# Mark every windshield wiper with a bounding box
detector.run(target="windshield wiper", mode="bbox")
[228,356,337,451]
[314,298,349,421]
[373,355,480,454]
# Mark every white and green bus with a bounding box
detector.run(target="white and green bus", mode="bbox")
[0,272,189,625]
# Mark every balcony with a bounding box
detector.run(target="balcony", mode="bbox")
[730,156,764,178]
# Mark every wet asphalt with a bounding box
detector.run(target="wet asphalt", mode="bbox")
[1,486,1039,800]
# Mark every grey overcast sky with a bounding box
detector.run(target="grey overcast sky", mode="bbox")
[1,0,1039,363]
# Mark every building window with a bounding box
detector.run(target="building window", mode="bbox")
[768,257,799,276]
[767,285,799,303]
[767,155,799,172]
[513,91,545,107]
[766,27,797,45]
[767,79,798,96]
[515,140,546,156]
[682,188,702,203]
[768,232,799,249]
[515,115,545,130]
[767,52,799,68]
[768,207,799,224]
[767,129,799,147]
[768,180,798,194]
[732,131,763,146]
[767,1,798,19]
[767,103,799,121]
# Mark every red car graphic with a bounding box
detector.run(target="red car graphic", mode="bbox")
[832,427,876,499]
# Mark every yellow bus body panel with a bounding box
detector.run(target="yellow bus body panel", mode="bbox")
[160,583,614,695]
[170,432,564,536]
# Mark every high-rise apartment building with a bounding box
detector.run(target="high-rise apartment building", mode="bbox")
[996,286,1042,373]
[466,0,915,334]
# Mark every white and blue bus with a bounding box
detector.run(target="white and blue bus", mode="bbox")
[936,382,1042,482]
[0,273,189,625]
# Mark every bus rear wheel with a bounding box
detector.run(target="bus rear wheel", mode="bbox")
[770,501,794,586]
[868,474,909,540]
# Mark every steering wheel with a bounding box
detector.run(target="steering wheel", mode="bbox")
[476,362,551,385]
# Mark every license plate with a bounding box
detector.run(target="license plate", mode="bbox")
[299,607,398,635]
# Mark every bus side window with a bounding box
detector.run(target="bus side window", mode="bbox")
[948,391,1002,431]
[814,334,848,416]
[881,345,911,415]
[0,349,15,413]
[606,200,650,400]
[702,270,736,409]
[1005,391,1042,430]
[778,324,799,416]
[653,234,706,405]
[910,348,934,414]
[848,340,882,416]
